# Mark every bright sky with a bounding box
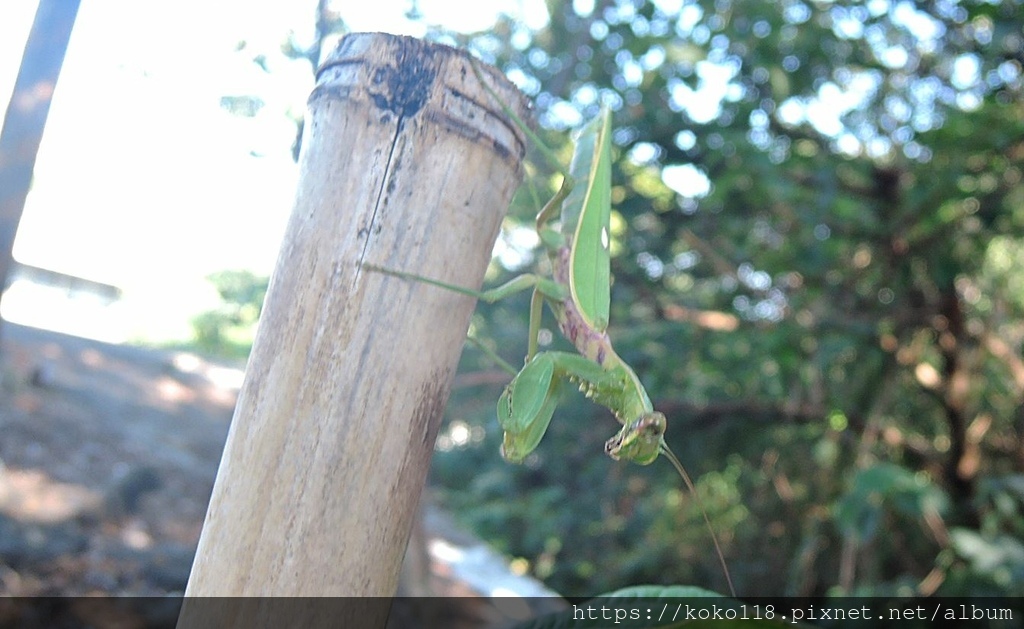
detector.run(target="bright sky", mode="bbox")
[0,0,541,342]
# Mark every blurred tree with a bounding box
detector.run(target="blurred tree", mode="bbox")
[190,270,268,360]
[422,0,1024,599]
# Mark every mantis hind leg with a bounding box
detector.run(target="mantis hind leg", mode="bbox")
[534,174,571,250]
[363,263,567,373]
[526,287,544,362]
[469,58,569,181]
[466,334,517,376]
[362,264,566,305]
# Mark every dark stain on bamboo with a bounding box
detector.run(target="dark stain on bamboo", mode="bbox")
[367,42,438,121]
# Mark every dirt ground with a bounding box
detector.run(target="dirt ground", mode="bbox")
[0,322,236,597]
[0,321,566,626]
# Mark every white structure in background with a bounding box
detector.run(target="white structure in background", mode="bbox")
[1,262,128,343]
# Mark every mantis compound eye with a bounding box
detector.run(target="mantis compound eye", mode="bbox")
[636,412,666,437]
[604,412,666,465]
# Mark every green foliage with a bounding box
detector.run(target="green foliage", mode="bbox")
[423,0,1024,600]
[190,270,268,359]
[833,463,950,543]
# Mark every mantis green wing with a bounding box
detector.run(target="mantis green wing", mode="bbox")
[562,107,614,333]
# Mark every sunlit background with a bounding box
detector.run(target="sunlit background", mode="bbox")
[0,0,549,343]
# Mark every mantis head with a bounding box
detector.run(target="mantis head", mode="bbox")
[604,412,666,465]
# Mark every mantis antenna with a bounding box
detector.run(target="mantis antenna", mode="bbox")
[660,443,737,598]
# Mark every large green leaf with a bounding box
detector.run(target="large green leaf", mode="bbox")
[513,585,791,628]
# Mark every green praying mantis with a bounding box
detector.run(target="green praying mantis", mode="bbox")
[365,60,735,598]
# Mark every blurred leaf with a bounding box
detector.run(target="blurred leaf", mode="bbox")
[833,463,949,542]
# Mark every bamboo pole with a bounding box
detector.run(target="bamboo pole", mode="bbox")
[179,33,530,624]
